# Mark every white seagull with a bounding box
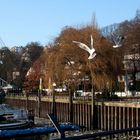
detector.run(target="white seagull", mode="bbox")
[72,35,96,60]
[112,33,124,48]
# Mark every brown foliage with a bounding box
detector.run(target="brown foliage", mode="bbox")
[42,26,122,91]
[24,61,41,91]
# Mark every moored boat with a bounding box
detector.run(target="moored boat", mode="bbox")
[0,104,31,130]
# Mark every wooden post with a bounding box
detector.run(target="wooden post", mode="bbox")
[127,107,130,136]
[101,103,103,130]
[119,107,121,129]
[114,106,117,130]
[88,105,91,130]
[85,104,88,130]
[104,106,106,130]
[38,89,41,117]
[123,107,125,129]
[69,89,73,123]
[108,106,110,130]
[136,108,139,136]
[132,107,134,135]
[91,85,95,130]
[97,105,100,129]
[111,106,114,130]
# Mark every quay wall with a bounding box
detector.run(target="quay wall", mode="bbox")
[5,96,140,131]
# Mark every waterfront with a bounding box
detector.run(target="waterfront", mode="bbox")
[0,115,140,139]
[3,96,140,139]
[5,96,140,131]
[5,129,140,140]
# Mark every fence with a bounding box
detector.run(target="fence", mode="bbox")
[5,96,140,133]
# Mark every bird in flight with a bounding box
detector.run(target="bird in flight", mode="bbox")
[72,35,96,60]
[111,33,124,48]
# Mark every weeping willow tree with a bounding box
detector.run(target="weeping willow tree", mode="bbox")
[34,24,123,99]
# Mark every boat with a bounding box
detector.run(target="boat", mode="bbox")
[0,104,31,130]
[0,121,30,130]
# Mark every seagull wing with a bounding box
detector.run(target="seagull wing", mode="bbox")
[72,41,91,53]
[90,35,93,49]
[111,33,118,45]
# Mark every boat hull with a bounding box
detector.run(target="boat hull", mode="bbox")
[0,121,30,130]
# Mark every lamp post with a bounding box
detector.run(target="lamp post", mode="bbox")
[38,78,42,117]
[52,82,56,116]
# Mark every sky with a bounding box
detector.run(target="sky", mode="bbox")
[0,0,140,48]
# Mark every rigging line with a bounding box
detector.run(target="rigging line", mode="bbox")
[0,36,6,48]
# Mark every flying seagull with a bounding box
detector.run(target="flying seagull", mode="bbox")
[111,33,124,48]
[72,35,96,59]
